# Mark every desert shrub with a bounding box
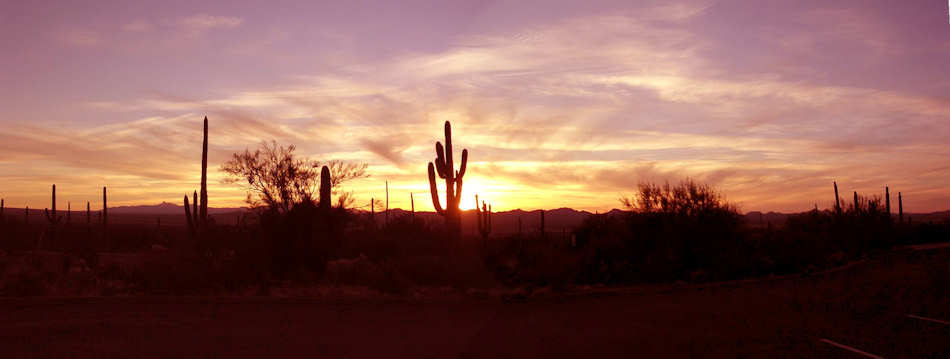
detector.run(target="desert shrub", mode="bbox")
[575,179,752,283]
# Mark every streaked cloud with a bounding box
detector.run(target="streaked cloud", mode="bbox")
[177,14,243,33]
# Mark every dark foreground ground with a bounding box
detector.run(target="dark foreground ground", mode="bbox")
[1,248,948,358]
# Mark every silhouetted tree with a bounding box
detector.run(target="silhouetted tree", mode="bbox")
[221,141,367,212]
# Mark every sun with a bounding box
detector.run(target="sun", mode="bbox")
[459,180,489,210]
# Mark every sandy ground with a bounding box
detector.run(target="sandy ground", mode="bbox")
[1,251,948,358]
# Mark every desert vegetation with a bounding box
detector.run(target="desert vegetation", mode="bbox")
[0,118,947,299]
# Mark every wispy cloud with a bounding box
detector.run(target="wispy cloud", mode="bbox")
[55,28,102,47]
[177,14,244,33]
[122,20,153,32]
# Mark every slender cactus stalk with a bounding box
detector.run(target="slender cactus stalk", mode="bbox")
[385,181,389,225]
[885,186,891,215]
[898,192,904,223]
[102,186,108,228]
[410,193,415,219]
[833,181,840,213]
[319,165,331,210]
[86,202,90,224]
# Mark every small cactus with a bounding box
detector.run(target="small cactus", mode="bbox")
[86,202,91,224]
[475,194,492,240]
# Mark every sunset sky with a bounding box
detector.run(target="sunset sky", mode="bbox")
[2,0,950,213]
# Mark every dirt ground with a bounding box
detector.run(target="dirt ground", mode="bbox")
[1,249,947,358]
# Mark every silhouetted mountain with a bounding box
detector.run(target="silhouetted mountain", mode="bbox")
[744,211,791,227]
[109,202,246,215]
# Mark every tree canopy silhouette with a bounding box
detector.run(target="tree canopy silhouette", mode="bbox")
[221,141,367,212]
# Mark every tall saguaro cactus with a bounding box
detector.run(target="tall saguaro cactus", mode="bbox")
[199,116,209,223]
[183,117,211,234]
[44,184,63,226]
[427,121,468,239]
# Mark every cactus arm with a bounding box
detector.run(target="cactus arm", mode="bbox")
[453,172,463,209]
[444,121,453,178]
[457,149,468,179]
[435,155,447,179]
[435,142,447,179]
[428,162,445,214]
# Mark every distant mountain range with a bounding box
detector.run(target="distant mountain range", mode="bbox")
[108,202,246,215]
[4,202,946,231]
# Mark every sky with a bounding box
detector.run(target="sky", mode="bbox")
[2,0,950,213]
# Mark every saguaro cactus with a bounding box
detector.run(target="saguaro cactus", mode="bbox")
[853,191,858,212]
[183,117,211,233]
[86,202,91,224]
[67,202,71,224]
[427,121,468,239]
[475,194,491,240]
[199,116,209,223]
[1,198,4,220]
[410,193,415,219]
[319,165,331,210]
[45,184,62,225]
